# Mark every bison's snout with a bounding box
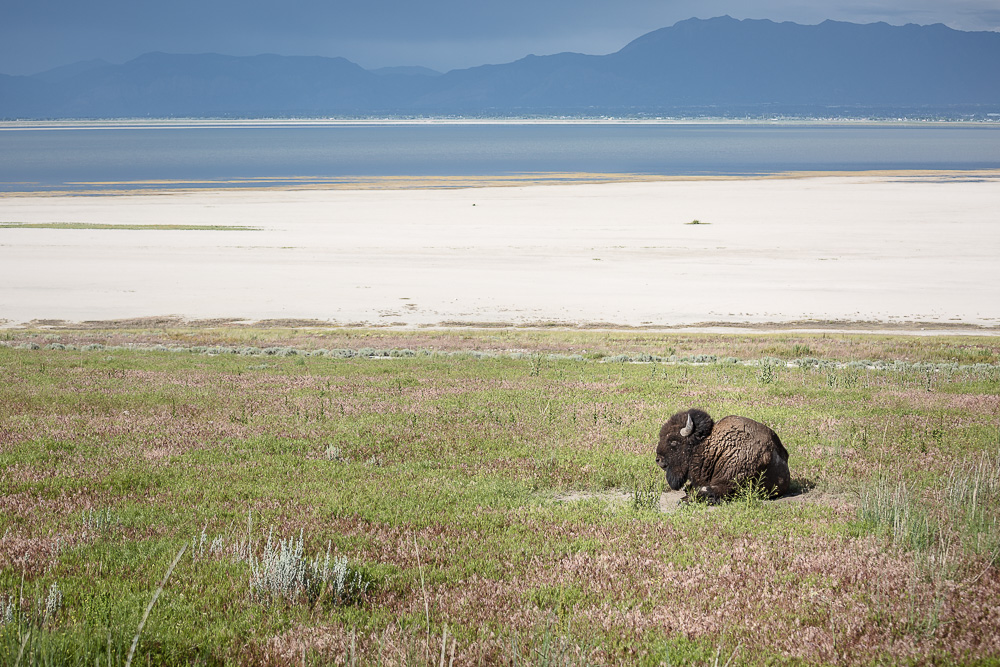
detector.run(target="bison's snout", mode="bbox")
[655,455,668,471]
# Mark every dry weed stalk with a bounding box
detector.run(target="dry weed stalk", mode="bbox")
[414,533,431,659]
[125,543,187,667]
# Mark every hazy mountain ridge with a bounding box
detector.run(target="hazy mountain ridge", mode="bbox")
[370,66,442,77]
[2,16,999,118]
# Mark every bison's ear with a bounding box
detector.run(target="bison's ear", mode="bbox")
[688,409,714,442]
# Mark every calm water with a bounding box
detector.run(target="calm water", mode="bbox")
[2,122,999,192]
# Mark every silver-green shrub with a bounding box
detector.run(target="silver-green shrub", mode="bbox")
[248,529,369,606]
[42,582,62,624]
[82,507,119,535]
[1,596,14,625]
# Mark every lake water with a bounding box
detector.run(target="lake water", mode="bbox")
[2,121,999,193]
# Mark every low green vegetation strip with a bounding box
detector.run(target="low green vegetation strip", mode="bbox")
[0,222,258,231]
[0,328,998,665]
[5,337,998,377]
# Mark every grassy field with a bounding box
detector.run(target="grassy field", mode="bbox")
[1,326,998,665]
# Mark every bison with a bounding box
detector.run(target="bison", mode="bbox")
[655,408,790,503]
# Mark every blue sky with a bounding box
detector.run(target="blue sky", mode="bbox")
[3,0,999,75]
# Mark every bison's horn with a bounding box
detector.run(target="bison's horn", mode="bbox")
[680,413,694,437]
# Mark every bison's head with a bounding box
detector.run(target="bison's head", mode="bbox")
[655,408,714,490]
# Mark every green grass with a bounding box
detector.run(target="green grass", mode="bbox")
[0,328,999,664]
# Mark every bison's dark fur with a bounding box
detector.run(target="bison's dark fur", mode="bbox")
[655,408,790,503]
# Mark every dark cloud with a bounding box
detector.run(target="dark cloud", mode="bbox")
[1,0,998,75]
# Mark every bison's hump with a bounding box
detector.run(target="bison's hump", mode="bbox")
[714,415,779,441]
[706,416,784,466]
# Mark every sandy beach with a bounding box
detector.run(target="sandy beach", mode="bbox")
[2,172,998,330]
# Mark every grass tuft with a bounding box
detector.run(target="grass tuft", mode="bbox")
[630,474,662,512]
[855,479,939,552]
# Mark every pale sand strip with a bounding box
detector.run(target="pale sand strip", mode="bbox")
[2,174,999,329]
[6,168,999,197]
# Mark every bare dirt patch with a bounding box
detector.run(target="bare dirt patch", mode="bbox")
[554,489,686,513]
[553,485,852,513]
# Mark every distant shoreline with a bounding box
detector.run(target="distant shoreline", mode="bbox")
[4,317,998,337]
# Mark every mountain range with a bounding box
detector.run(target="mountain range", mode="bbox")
[2,16,999,119]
